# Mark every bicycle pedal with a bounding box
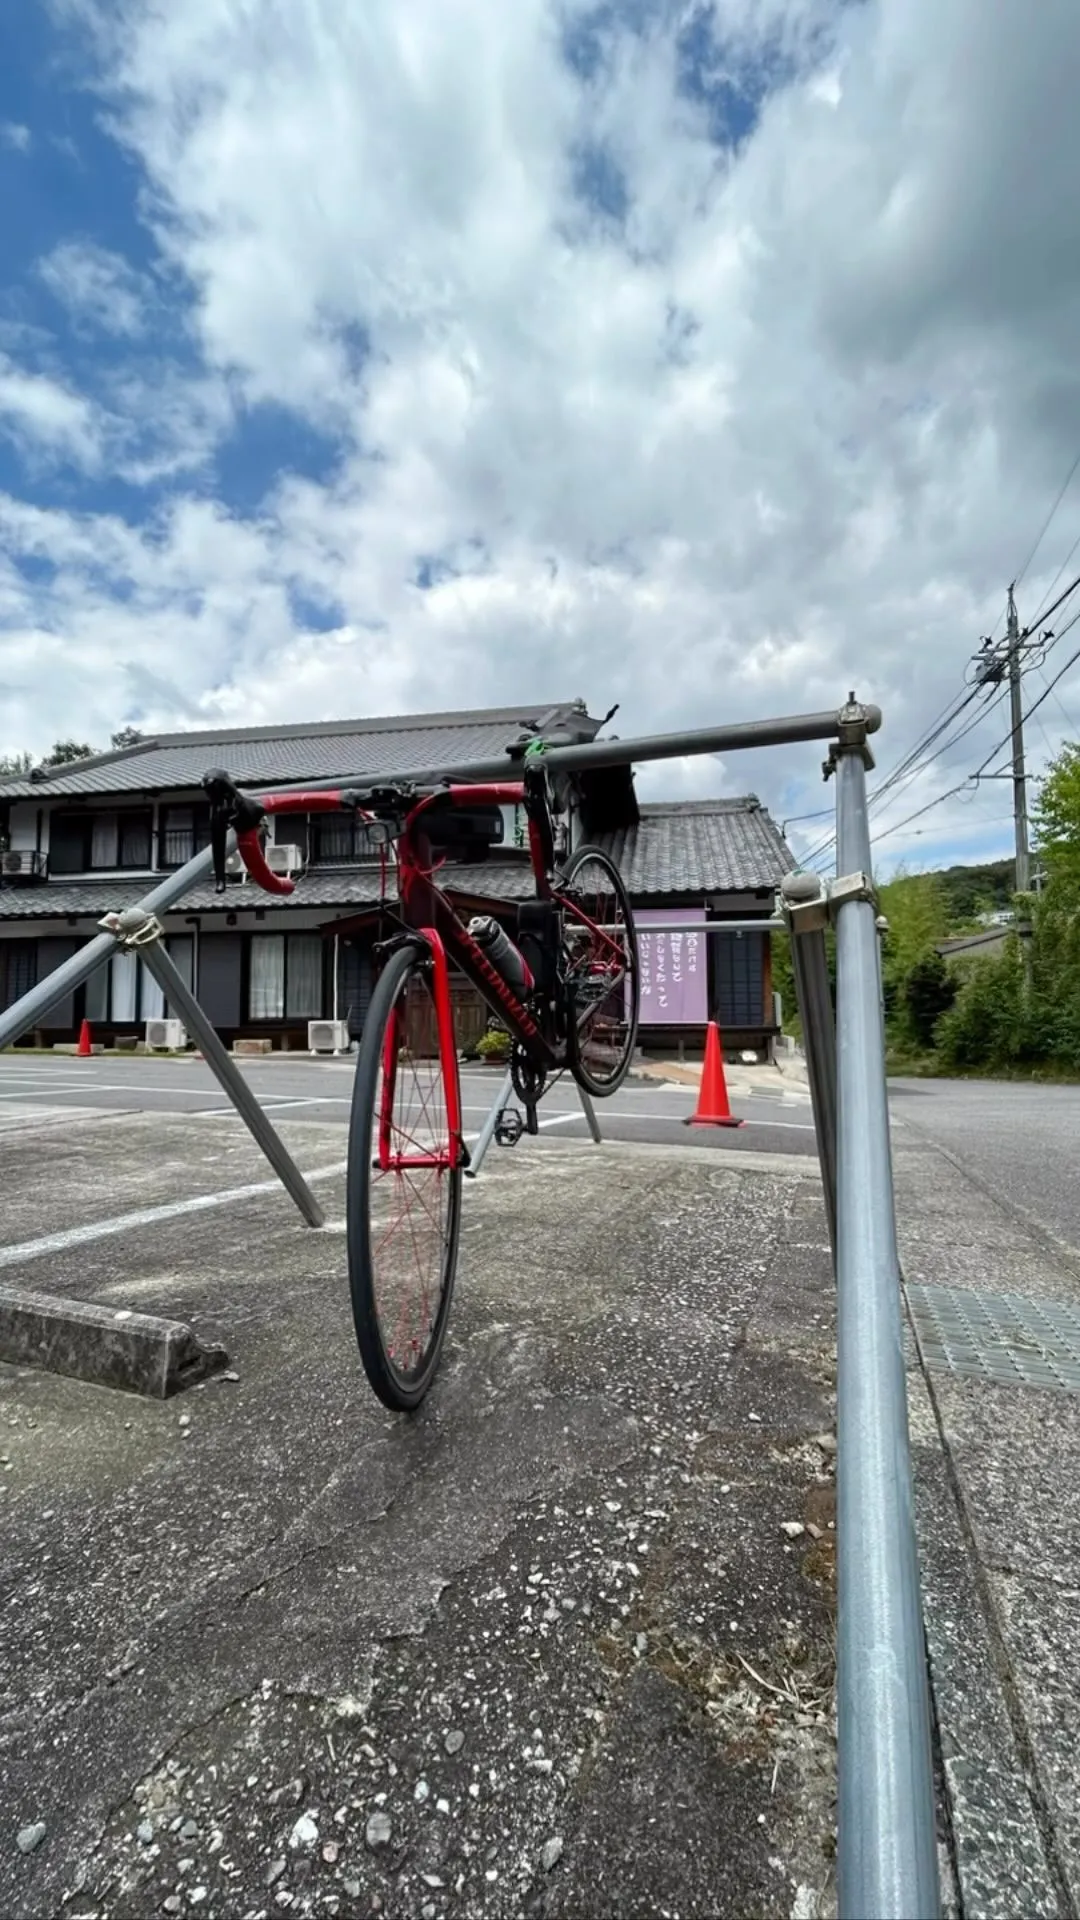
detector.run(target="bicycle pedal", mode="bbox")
[494,1107,525,1147]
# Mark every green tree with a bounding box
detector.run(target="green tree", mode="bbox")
[904,950,957,1048]
[0,750,34,777]
[111,726,145,750]
[44,740,95,765]
[877,870,951,1047]
[1034,743,1080,896]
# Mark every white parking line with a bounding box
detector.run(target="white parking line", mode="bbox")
[534,1108,816,1133]
[0,1162,347,1269]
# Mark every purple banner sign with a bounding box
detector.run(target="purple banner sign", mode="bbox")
[637,908,708,1024]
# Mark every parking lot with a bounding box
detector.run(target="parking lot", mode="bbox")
[0,1053,817,1159]
[1,1096,838,1920]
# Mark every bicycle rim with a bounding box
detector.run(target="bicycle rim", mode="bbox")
[556,845,640,1095]
[347,944,462,1411]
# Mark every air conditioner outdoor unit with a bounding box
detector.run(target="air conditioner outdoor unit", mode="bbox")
[308,1019,350,1054]
[145,1018,187,1051]
[2,850,22,873]
[267,844,302,875]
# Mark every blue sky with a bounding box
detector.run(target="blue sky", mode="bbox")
[1,0,1078,875]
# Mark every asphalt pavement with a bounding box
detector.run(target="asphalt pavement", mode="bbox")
[0,1052,818,1159]
[0,1113,838,1920]
[6,1054,1080,1914]
[889,1076,1080,1255]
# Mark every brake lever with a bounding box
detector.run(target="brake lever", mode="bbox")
[202,769,267,894]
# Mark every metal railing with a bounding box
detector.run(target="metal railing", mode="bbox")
[0,692,939,1918]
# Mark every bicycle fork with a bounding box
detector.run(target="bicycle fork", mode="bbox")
[376,929,469,1173]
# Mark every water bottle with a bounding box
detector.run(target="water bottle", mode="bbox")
[467,916,534,994]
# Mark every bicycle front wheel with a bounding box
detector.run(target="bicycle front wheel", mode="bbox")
[347,942,463,1412]
[556,843,640,1097]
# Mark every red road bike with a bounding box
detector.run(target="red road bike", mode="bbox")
[204,761,640,1410]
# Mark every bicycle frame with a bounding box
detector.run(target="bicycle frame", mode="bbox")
[234,776,631,1081]
[249,780,556,1068]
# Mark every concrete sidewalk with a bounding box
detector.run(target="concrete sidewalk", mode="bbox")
[895,1122,1080,1920]
[633,1057,802,1098]
[1,1115,839,1920]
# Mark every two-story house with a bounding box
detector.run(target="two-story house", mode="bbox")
[0,702,792,1055]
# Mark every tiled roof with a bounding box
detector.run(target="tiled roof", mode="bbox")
[0,863,538,920]
[0,799,790,921]
[0,702,588,798]
[596,799,791,895]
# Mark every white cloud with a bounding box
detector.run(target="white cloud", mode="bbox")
[38,240,149,337]
[2,0,1079,872]
[0,356,103,469]
[0,123,31,152]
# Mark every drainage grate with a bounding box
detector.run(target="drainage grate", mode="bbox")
[906,1283,1080,1395]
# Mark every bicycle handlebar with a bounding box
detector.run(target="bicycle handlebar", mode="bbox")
[235,825,295,896]
[200,766,530,898]
[203,767,300,896]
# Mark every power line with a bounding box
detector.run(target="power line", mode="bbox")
[1015,446,1080,589]
[798,682,1007,870]
[1035,662,1078,739]
[796,683,981,865]
[1030,543,1080,630]
[780,803,835,831]
[980,444,1080,650]
[868,783,969,844]
[1022,568,1080,635]
[878,816,1013,846]
[864,597,1080,870]
[972,608,1080,781]
[806,623,1080,869]
[792,560,1080,874]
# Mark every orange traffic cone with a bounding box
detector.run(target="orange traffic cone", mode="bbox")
[686,1021,743,1128]
[77,1019,92,1057]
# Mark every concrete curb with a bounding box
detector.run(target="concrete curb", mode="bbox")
[0,1285,228,1398]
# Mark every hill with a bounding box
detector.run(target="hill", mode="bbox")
[932,858,1015,925]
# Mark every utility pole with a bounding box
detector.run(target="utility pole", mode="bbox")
[1006,583,1031,894]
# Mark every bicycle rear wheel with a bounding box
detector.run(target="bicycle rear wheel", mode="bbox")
[347,942,463,1411]
[556,844,640,1096]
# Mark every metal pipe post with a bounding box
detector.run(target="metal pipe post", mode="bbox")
[464,1068,514,1179]
[833,745,939,1920]
[258,705,883,799]
[136,935,325,1229]
[632,918,784,934]
[784,910,837,1258]
[0,841,224,1052]
[575,1081,602,1143]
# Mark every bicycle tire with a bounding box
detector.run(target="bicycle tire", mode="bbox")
[347,942,463,1412]
[556,843,640,1097]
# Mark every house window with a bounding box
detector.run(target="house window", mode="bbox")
[310,816,369,864]
[119,812,152,867]
[48,813,88,875]
[50,809,153,874]
[248,933,323,1020]
[160,804,212,869]
[91,813,119,869]
[286,935,323,1016]
[0,941,38,1010]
